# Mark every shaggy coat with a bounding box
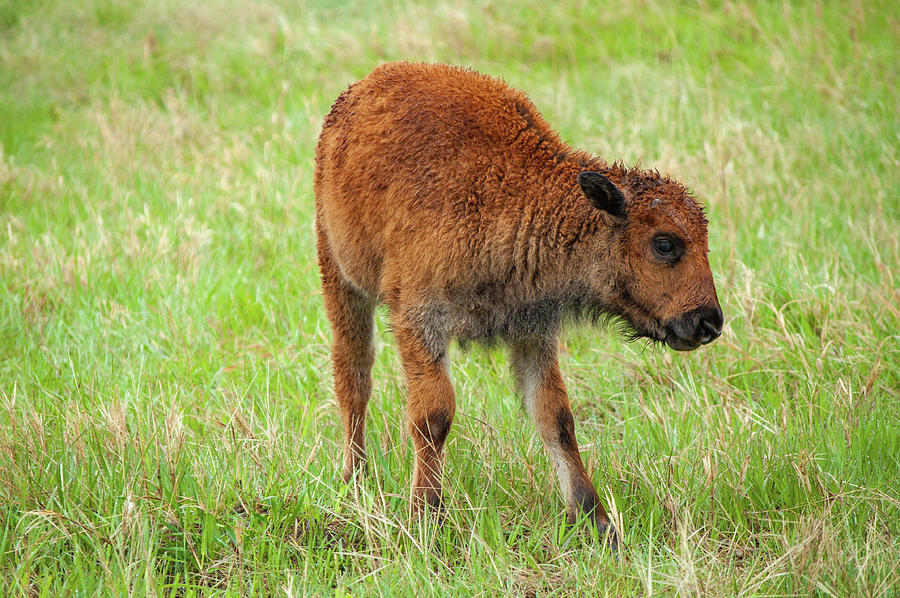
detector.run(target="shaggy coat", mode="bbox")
[314,62,723,546]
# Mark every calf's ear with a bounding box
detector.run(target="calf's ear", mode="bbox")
[578,171,626,219]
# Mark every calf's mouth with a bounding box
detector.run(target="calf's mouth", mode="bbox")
[662,305,724,352]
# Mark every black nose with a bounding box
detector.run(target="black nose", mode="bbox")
[695,305,723,345]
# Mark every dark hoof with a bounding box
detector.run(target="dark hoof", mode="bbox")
[593,516,621,550]
[342,460,369,484]
[412,488,446,516]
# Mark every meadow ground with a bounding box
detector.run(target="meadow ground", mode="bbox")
[1,0,898,595]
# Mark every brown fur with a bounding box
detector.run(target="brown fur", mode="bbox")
[314,62,722,546]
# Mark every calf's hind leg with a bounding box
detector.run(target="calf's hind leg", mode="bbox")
[317,229,375,482]
[511,338,618,547]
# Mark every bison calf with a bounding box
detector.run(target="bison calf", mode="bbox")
[314,62,722,546]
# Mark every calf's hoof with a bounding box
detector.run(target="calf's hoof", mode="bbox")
[412,487,445,514]
[592,515,621,551]
[341,460,368,485]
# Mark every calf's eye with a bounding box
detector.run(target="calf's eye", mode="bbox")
[651,236,681,261]
[654,238,674,254]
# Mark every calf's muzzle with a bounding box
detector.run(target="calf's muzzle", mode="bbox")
[664,305,723,351]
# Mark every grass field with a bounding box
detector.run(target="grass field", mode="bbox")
[1,0,898,595]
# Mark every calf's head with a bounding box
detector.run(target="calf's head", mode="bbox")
[578,169,723,351]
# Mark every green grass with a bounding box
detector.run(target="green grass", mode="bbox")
[1,0,898,595]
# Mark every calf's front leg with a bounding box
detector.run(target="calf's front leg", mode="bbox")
[392,318,456,512]
[511,338,619,547]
